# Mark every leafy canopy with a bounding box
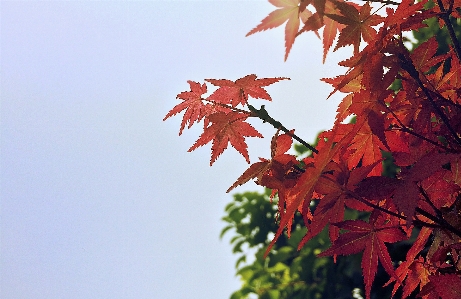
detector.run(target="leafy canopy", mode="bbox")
[164,0,461,298]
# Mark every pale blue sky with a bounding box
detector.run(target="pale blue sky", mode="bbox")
[1,1,347,298]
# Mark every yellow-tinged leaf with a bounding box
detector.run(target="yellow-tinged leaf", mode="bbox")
[246,0,307,60]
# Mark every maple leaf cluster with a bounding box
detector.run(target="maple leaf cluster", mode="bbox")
[164,0,461,298]
[163,75,289,165]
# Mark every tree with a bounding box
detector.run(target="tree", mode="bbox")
[220,16,461,299]
[164,1,461,298]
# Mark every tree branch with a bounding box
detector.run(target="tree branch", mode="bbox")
[436,0,461,61]
[366,0,400,5]
[345,187,461,239]
[345,190,406,220]
[418,184,444,219]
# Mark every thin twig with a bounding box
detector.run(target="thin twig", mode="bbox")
[398,54,461,146]
[367,0,400,5]
[248,104,319,154]
[346,191,407,220]
[324,170,461,238]
[415,207,461,238]
[386,106,452,151]
[418,185,444,219]
[413,214,440,229]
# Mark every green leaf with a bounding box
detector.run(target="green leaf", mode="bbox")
[235,255,247,269]
[269,246,294,266]
[236,265,255,280]
[229,235,241,245]
[268,262,289,273]
[233,239,246,253]
[220,225,234,239]
[287,227,307,248]
[230,286,253,299]
[228,207,246,223]
[224,202,236,212]
[261,289,280,299]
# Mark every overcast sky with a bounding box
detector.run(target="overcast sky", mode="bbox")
[1,1,348,298]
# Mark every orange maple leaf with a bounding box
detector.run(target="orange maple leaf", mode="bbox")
[188,112,263,165]
[246,0,312,60]
[347,121,386,176]
[321,0,346,62]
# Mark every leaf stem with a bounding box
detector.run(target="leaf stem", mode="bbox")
[204,99,251,115]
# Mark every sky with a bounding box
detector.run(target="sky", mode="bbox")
[1,1,348,298]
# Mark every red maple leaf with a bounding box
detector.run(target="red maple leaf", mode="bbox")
[299,161,346,246]
[226,158,271,193]
[264,119,363,257]
[346,121,386,176]
[422,169,460,209]
[392,152,460,222]
[432,274,461,299]
[385,227,433,297]
[227,131,299,193]
[383,0,428,31]
[299,0,346,62]
[206,74,289,107]
[163,80,210,135]
[297,160,380,248]
[327,1,384,54]
[422,274,461,299]
[246,0,312,60]
[227,131,306,237]
[188,111,263,165]
[410,37,447,74]
[318,212,407,299]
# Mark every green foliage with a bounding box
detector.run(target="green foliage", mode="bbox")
[412,11,461,53]
[222,188,424,299]
[222,190,366,299]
